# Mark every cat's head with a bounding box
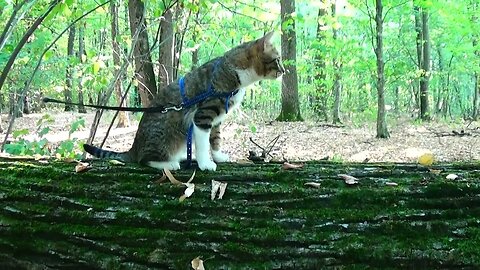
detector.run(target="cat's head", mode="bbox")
[254,31,285,79]
[227,31,285,81]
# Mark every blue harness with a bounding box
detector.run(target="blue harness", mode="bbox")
[178,59,239,167]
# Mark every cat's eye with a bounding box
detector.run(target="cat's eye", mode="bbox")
[264,58,279,64]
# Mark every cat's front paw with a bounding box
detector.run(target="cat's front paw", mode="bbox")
[197,159,217,171]
[212,150,230,163]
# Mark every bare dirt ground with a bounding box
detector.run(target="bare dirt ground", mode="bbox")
[3,110,480,163]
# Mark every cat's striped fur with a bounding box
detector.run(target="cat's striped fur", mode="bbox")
[83,32,284,171]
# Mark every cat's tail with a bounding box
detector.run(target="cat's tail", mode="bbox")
[83,144,131,162]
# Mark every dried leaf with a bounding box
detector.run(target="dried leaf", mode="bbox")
[211,180,228,200]
[428,168,442,175]
[385,182,398,186]
[187,170,196,183]
[63,158,76,163]
[75,162,90,173]
[211,180,221,200]
[109,159,125,166]
[418,153,434,166]
[164,168,184,185]
[446,174,459,180]
[154,172,167,184]
[191,256,205,270]
[217,182,228,199]
[282,162,304,170]
[304,182,321,188]
[180,183,195,202]
[338,174,359,185]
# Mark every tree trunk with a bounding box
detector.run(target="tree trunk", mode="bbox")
[313,1,329,121]
[415,5,430,120]
[1,158,480,268]
[420,9,431,120]
[158,8,174,90]
[64,25,75,112]
[110,0,129,128]
[374,0,389,138]
[277,0,302,122]
[472,1,479,120]
[128,0,158,106]
[331,1,342,124]
[77,22,87,113]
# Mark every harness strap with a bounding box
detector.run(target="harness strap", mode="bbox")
[179,59,239,168]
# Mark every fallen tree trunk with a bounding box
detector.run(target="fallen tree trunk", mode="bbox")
[0,158,479,269]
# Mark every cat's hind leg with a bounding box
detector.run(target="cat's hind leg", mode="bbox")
[210,125,230,163]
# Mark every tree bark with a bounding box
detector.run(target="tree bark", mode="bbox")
[64,25,75,112]
[471,1,479,120]
[158,8,174,90]
[420,9,431,120]
[415,5,430,120]
[313,1,329,121]
[110,0,129,128]
[374,0,389,138]
[277,0,302,122]
[77,22,87,113]
[128,0,158,106]
[331,1,342,124]
[1,159,480,268]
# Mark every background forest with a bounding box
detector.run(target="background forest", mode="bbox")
[0,0,479,159]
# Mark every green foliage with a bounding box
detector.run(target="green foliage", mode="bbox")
[4,115,85,160]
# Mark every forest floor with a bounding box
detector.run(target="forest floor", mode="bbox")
[3,110,480,163]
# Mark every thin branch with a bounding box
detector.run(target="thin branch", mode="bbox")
[217,1,264,23]
[383,1,409,20]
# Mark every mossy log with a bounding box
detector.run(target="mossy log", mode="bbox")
[1,158,480,269]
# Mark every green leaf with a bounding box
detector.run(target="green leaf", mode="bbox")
[13,129,29,139]
[38,127,50,138]
[69,118,85,136]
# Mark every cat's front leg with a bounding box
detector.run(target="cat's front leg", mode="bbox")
[210,125,229,163]
[193,124,217,171]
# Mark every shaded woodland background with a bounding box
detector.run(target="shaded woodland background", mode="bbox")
[0,0,479,157]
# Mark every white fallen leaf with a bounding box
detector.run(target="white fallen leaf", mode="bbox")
[338,174,359,185]
[187,170,196,183]
[385,182,398,186]
[304,182,321,188]
[75,162,90,173]
[282,162,304,170]
[217,182,228,199]
[180,183,195,202]
[191,256,205,270]
[211,180,221,200]
[109,159,125,166]
[446,174,459,180]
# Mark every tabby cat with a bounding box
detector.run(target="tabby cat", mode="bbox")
[84,31,285,171]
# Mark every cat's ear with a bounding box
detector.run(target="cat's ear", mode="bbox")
[258,31,275,52]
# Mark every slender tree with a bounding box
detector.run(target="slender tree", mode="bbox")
[77,22,87,113]
[158,8,174,90]
[277,0,302,121]
[64,24,75,111]
[313,0,329,121]
[128,0,157,106]
[414,4,431,120]
[110,0,129,127]
[471,0,479,120]
[331,0,342,124]
[372,0,389,138]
